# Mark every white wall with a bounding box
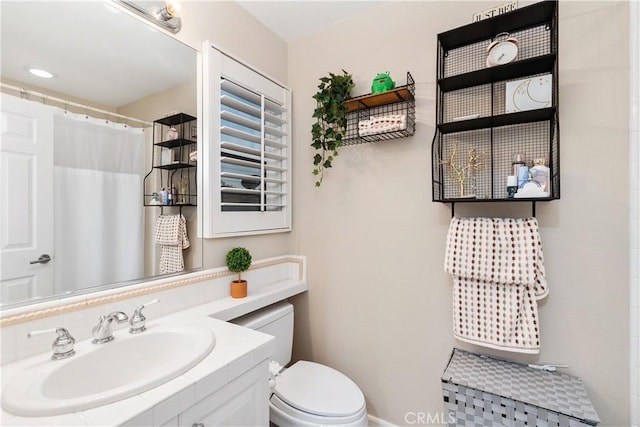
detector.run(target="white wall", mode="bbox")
[288,1,630,425]
[630,2,640,425]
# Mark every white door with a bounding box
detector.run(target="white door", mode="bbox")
[0,94,54,305]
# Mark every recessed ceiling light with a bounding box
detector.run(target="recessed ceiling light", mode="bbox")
[28,68,55,79]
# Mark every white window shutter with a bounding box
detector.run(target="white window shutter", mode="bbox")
[200,46,291,238]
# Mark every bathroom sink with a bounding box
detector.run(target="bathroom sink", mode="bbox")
[2,324,215,417]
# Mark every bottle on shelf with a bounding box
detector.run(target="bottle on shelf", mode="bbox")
[150,192,161,205]
[531,158,550,193]
[512,153,525,177]
[517,165,529,189]
[507,175,518,198]
[161,187,168,205]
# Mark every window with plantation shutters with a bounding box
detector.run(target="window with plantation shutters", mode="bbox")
[200,46,291,237]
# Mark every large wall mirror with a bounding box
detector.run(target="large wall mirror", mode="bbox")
[0,1,201,309]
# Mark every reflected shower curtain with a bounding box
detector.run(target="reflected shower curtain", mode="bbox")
[53,110,145,293]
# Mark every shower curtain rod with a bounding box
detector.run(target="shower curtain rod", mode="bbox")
[0,82,152,127]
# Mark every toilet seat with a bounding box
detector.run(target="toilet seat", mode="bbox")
[273,361,365,418]
[270,393,368,426]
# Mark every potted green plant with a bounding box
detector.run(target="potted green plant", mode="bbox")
[311,70,355,187]
[226,247,252,298]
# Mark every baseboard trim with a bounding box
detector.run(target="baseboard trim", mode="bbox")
[368,414,397,426]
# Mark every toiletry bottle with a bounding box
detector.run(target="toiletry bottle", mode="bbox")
[167,187,173,205]
[172,185,179,204]
[161,187,168,205]
[507,175,518,198]
[512,153,525,177]
[531,158,550,194]
[517,165,529,189]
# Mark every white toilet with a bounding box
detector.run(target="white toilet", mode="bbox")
[231,301,368,426]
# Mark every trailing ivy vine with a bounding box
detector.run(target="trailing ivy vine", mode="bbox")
[311,70,355,187]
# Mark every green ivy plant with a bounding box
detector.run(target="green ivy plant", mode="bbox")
[225,247,252,282]
[311,70,355,187]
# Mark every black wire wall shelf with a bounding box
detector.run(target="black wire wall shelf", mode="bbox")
[438,108,556,134]
[155,138,194,149]
[438,54,556,92]
[143,112,198,208]
[342,71,415,146]
[431,0,560,213]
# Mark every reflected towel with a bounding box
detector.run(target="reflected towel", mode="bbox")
[155,214,190,274]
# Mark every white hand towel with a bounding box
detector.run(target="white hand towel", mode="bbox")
[156,214,189,274]
[445,216,547,298]
[444,216,548,353]
[155,214,180,245]
[452,277,542,353]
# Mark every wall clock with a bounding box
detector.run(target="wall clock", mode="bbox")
[486,32,519,67]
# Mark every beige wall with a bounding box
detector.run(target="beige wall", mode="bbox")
[176,1,291,270]
[119,0,293,275]
[119,80,200,277]
[177,1,287,84]
[288,1,629,425]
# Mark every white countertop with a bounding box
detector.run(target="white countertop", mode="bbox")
[0,278,307,426]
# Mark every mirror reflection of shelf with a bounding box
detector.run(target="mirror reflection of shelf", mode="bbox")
[144,112,198,208]
[155,138,194,149]
[155,163,196,170]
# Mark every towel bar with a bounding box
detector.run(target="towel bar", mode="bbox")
[450,201,536,218]
[159,205,187,215]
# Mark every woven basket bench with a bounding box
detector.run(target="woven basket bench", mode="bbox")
[441,349,600,427]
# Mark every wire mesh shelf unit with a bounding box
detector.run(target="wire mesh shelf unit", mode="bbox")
[143,112,198,209]
[342,72,415,146]
[431,0,560,208]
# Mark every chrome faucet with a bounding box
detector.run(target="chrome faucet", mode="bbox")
[28,327,76,360]
[92,311,128,344]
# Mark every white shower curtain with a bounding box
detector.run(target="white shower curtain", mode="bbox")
[53,110,145,293]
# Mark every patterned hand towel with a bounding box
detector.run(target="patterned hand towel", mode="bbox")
[445,217,548,353]
[155,214,190,274]
[445,217,547,298]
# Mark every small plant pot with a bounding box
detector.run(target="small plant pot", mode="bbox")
[230,280,247,299]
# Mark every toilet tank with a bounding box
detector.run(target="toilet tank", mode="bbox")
[230,301,293,367]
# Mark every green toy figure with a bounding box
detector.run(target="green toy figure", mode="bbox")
[371,72,396,93]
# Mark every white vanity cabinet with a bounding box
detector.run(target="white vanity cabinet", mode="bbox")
[178,361,269,427]
[122,360,270,427]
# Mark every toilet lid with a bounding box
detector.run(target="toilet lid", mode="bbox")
[274,361,365,417]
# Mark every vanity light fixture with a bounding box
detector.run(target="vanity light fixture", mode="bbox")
[157,1,178,21]
[111,0,182,34]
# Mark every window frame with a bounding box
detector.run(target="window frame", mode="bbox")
[199,44,292,238]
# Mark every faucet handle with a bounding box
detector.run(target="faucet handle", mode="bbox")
[129,299,159,334]
[28,327,76,360]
